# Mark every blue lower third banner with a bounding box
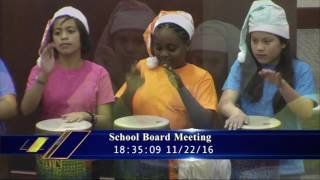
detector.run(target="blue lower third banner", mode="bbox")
[1,130,320,159]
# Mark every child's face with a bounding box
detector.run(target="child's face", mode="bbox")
[189,50,228,97]
[152,27,189,69]
[112,29,147,65]
[250,31,286,65]
[52,17,81,56]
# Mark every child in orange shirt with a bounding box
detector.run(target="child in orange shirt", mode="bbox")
[113,10,222,180]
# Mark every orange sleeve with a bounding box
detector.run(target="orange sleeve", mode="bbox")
[195,72,218,111]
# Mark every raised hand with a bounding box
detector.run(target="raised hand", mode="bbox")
[39,43,55,75]
[258,69,283,87]
[126,66,145,94]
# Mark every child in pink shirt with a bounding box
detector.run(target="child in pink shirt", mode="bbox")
[21,7,114,130]
[26,60,114,120]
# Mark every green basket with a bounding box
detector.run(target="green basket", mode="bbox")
[36,156,91,179]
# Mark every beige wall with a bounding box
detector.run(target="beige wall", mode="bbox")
[297,0,320,8]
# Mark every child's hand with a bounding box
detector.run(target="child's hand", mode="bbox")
[258,69,283,87]
[224,110,249,130]
[126,66,145,94]
[61,112,90,123]
[39,43,55,75]
[164,65,183,89]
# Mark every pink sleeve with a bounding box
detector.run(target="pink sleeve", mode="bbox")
[26,65,41,90]
[97,69,115,104]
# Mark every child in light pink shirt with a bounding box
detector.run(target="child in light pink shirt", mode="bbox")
[26,60,114,119]
[21,7,114,130]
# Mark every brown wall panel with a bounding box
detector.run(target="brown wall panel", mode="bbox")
[297,8,320,29]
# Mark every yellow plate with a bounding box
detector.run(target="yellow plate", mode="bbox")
[36,118,92,132]
[114,115,169,130]
[241,116,281,130]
